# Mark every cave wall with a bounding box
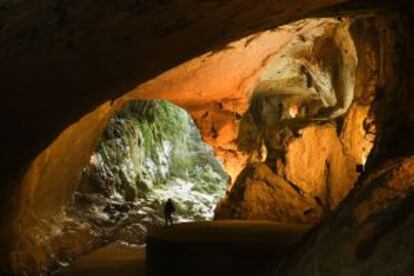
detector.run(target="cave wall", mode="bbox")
[277,8,414,275]
[2,6,358,262]
[6,102,113,274]
[1,0,410,274]
[278,158,414,275]
[215,5,411,229]
[3,21,324,273]
[285,123,359,210]
[215,16,370,223]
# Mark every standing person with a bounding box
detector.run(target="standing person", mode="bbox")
[164,198,175,227]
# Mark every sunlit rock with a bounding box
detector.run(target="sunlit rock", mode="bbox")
[341,102,375,166]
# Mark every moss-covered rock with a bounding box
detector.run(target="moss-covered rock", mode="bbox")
[74,100,228,243]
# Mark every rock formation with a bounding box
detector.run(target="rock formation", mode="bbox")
[275,9,414,275]
[277,156,414,275]
[215,17,368,224]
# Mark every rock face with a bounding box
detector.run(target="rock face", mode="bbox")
[277,156,414,275]
[275,11,414,276]
[215,17,366,224]
[284,123,359,210]
[216,122,360,223]
[215,163,322,224]
[252,18,357,119]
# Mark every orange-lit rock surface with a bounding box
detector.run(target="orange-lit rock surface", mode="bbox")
[187,100,249,183]
[215,163,322,224]
[216,17,365,222]
[216,122,361,222]
[276,12,414,275]
[9,103,113,274]
[278,156,414,275]
[285,123,359,209]
[341,103,375,165]
[119,18,342,182]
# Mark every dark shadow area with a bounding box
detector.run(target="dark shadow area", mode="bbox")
[146,220,309,276]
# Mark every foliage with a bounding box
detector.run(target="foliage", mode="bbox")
[79,100,228,221]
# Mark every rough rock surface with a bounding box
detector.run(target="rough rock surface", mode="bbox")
[215,163,322,224]
[277,156,414,275]
[285,123,359,210]
[216,123,359,222]
[215,17,364,223]
[276,11,414,276]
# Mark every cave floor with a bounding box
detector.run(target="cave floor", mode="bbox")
[147,220,310,276]
[59,244,146,276]
[148,220,309,243]
[60,220,309,276]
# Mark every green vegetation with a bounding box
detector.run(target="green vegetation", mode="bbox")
[79,100,228,221]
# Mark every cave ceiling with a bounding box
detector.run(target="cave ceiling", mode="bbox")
[1,0,372,185]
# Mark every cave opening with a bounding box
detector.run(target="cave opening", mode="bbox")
[4,3,410,274]
[72,99,229,246]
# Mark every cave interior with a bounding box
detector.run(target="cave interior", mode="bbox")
[1,1,414,275]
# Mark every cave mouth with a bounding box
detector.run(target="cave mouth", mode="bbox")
[71,99,229,245]
[5,12,387,275]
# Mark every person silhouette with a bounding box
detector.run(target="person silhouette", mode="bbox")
[164,198,175,227]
